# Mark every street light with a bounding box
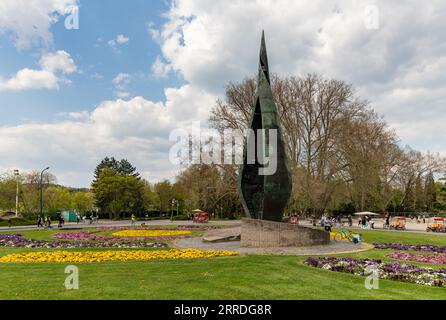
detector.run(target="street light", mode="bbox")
[170,198,179,221]
[39,167,50,218]
[13,169,19,217]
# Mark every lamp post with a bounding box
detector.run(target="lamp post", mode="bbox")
[39,167,50,218]
[13,169,19,217]
[170,198,178,221]
[170,198,176,222]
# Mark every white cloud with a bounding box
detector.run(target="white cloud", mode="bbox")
[108,34,130,51]
[151,56,173,78]
[116,34,129,45]
[59,111,90,121]
[0,0,78,49]
[3,0,446,187]
[152,0,446,153]
[0,69,59,91]
[39,50,77,74]
[0,86,216,187]
[0,50,77,91]
[112,73,131,98]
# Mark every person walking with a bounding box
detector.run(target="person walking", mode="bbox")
[76,213,80,224]
[92,213,98,224]
[131,213,136,226]
[324,218,332,233]
[57,214,64,228]
[348,214,353,227]
[46,216,52,229]
[369,217,375,229]
[385,215,390,228]
[37,215,43,228]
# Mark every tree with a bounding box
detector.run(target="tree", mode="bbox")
[211,74,399,216]
[92,158,144,218]
[71,191,96,215]
[45,187,71,212]
[94,157,140,180]
[174,164,242,218]
[154,180,173,214]
[142,181,160,214]
[19,170,56,215]
[208,74,446,216]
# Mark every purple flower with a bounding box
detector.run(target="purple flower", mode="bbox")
[304,256,446,288]
[0,234,166,249]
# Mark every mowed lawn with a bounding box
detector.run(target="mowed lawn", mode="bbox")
[0,228,445,300]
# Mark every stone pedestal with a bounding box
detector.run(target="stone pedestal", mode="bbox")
[241,218,330,248]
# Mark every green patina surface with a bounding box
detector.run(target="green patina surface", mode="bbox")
[238,31,292,222]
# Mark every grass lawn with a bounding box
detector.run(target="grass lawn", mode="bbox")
[0,227,445,300]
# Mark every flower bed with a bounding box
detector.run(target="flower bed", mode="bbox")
[0,248,239,263]
[0,234,166,249]
[305,257,446,287]
[54,227,205,242]
[373,242,446,253]
[112,230,192,237]
[388,252,446,265]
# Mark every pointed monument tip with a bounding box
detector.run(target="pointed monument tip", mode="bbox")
[259,30,270,82]
[260,30,266,53]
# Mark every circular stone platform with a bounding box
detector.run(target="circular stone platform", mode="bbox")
[174,236,373,256]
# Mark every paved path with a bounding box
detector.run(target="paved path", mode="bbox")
[3,218,444,237]
[176,226,373,255]
[175,236,373,255]
[0,219,240,232]
[300,219,446,236]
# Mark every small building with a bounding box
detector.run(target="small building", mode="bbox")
[61,211,78,222]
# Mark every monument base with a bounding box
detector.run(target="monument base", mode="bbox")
[241,218,330,248]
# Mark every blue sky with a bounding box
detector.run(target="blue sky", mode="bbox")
[1,0,445,187]
[0,0,180,125]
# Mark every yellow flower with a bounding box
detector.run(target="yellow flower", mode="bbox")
[0,249,239,263]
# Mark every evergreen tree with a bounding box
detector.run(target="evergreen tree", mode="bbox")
[92,158,144,218]
[414,175,425,212]
[424,172,436,211]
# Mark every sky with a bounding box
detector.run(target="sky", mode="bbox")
[0,0,445,188]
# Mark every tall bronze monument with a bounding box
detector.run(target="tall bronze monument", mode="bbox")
[238,31,293,222]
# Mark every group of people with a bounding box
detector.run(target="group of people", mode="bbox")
[37,214,54,229]
[35,212,99,229]
[319,214,354,232]
[76,213,99,224]
[358,215,375,229]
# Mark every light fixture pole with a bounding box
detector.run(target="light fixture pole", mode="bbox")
[39,167,50,218]
[170,198,176,222]
[13,169,19,217]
